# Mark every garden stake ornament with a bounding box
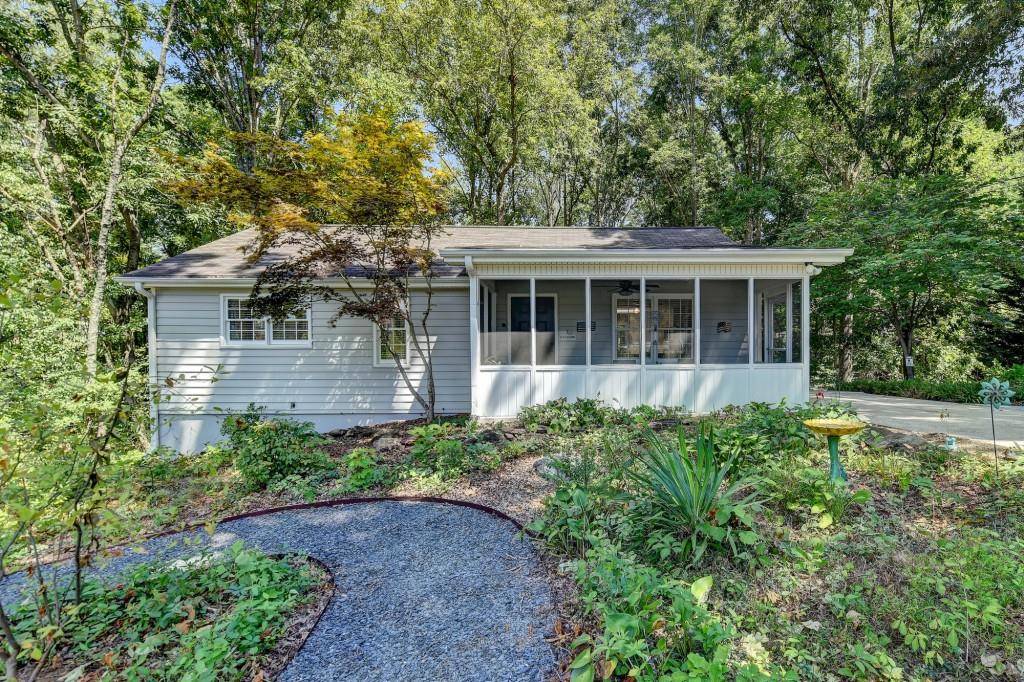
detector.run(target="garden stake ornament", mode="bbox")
[978,378,1014,481]
[802,419,866,482]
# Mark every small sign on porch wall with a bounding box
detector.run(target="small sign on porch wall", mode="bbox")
[717,321,732,334]
[576,321,595,333]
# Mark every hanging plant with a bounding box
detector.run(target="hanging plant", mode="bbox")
[978,378,1015,481]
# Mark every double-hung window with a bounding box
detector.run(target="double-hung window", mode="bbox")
[375,316,410,365]
[650,295,694,363]
[222,295,311,346]
[612,294,694,364]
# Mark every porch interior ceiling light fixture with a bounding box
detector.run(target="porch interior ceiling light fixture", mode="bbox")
[593,280,662,296]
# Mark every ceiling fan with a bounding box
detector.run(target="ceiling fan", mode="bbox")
[595,280,661,296]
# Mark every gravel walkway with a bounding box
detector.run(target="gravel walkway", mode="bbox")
[0,501,557,682]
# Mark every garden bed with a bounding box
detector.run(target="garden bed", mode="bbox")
[9,549,333,681]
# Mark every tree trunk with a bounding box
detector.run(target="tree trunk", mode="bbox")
[84,1,177,377]
[840,312,854,382]
[85,144,127,377]
[898,325,915,380]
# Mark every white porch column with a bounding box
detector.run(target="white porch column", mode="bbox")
[640,276,646,367]
[802,273,811,396]
[785,282,794,363]
[528,276,536,360]
[693,278,701,366]
[467,257,479,416]
[693,277,701,414]
[585,277,592,366]
[747,278,755,365]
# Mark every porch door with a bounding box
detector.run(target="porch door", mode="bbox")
[509,295,556,364]
[765,293,788,363]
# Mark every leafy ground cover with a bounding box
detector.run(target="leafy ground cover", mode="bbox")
[8,398,1022,680]
[525,399,1024,681]
[10,544,330,681]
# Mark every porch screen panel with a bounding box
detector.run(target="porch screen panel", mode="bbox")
[754,279,800,364]
[700,279,749,364]
[645,279,695,364]
[478,279,532,366]
[590,279,641,365]
[535,280,585,365]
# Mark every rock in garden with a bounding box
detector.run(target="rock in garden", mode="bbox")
[477,429,506,443]
[372,436,404,450]
[533,457,562,480]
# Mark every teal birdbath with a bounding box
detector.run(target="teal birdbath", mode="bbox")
[803,418,867,482]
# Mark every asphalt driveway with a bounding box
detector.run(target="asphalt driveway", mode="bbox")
[814,390,1024,447]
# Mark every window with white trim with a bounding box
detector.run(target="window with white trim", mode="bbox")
[222,296,311,346]
[649,295,694,363]
[612,294,694,364]
[375,316,409,365]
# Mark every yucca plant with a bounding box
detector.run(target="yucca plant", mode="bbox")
[629,423,761,565]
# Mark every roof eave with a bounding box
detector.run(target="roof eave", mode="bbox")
[440,247,854,266]
[112,276,468,288]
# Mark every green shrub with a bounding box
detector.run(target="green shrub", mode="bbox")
[520,397,616,433]
[406,423,503,481]
[838,378,985,403]
[519,397,689,434]
[221,407,334,491]
[765,466,871,526]
[629,425,762,565]
[996,363,1024,387]
[13,544,318,679]
[343,447,385,490]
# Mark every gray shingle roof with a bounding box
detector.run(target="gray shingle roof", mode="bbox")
[119,226,739,280]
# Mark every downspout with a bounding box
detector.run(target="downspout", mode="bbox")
[133,282,160,451]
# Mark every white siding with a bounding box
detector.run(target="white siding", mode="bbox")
[154,287,471,450]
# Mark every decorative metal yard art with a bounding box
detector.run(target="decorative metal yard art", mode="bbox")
[802,418,867,482]
[978,378,1015,481]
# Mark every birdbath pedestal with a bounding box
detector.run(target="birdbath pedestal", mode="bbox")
[803,419,866,482]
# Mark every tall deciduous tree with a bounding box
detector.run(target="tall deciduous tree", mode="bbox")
[0,0,179,377]
[783,176,1017,379]
[170,0,352,146]
[171,113,449,419]
[379,0,583,225]
[780,0,1023,179]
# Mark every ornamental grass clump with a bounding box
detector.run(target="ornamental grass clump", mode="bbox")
[629,424,761,565]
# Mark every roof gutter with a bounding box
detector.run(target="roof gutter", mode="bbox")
[438,247,854,266]
[112,276,470,289]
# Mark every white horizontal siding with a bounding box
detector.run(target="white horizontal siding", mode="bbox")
[154,288,471,417]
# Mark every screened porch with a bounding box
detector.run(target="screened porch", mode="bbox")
[468,275,809,417]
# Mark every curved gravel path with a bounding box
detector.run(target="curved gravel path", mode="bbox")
[0,501,557,681]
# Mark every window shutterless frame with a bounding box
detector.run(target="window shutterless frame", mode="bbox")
[611,293,694,363]
[373,317,411,366]
[219,294,313,348]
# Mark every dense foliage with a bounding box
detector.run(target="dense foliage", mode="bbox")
[220,407,336,492]
[525,398,1023,680]
[12,544,320,680]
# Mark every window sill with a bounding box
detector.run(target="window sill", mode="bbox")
[219,341,313,349]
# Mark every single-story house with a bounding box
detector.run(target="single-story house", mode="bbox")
[117,226,852,453]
